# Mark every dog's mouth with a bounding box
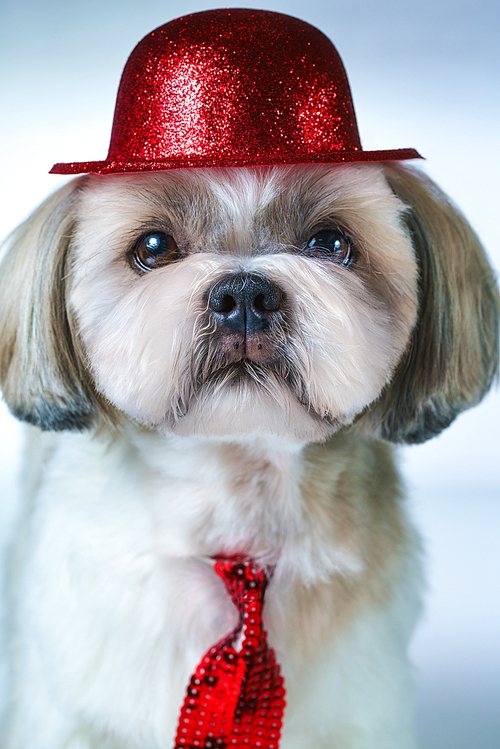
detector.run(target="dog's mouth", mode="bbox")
[192,329,309,402]
[196,356,304,397]
[166,349,340,435]
[170,314,338,429]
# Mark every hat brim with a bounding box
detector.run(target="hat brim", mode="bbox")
[50,148,423,175]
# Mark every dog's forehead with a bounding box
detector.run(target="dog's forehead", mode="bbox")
[78,164,392,254]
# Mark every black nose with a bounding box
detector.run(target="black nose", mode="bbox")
[207,273,283,334]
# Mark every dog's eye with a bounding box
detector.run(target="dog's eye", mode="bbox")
[132,232,180,271]
[305,229,354,266]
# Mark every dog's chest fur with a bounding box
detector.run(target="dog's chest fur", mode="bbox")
[12,427,420,748]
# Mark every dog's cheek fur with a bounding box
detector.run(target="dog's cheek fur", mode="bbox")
[70,251,223,425]
[252,253,416,424]
[71,242,409,440]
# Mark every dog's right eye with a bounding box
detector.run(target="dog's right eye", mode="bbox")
[132,232,180,271]
[304,229,354,266]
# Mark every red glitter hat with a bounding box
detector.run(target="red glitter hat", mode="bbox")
[50,9,422,175]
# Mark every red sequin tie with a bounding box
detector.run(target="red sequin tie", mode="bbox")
[174,558,286,749]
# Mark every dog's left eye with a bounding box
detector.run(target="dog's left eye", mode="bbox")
[304,229,354,266]
[132,232,180,271]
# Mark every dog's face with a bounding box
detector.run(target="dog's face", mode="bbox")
[68,165,418,441]
[0,162,497,443]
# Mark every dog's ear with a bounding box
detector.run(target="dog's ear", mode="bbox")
[0,179,111,431]
[366,162,499,444]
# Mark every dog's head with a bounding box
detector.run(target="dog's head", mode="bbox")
[0,163,498,444]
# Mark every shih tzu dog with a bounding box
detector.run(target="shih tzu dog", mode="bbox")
[0,9,498,749]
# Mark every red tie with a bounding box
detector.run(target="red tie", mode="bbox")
[174,558,286,749]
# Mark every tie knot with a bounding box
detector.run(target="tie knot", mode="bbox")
[214,558,269,619]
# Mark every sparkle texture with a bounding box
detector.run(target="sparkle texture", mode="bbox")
[174,558,285,749]
[50,9,422,174]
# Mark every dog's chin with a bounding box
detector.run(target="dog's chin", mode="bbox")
[158,378,336,443]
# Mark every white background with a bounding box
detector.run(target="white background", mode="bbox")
[0,1,499,746]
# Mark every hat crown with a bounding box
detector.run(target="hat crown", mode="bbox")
[50,9,421,174]
[107,8,361,165]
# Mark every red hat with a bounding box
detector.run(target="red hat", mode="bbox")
[50,9,422,175]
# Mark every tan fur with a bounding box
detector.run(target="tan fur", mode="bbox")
[368,163,500,442]
[0,178,116,431]
[268,434,417,658]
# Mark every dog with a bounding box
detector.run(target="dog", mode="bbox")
[0,9,498,749]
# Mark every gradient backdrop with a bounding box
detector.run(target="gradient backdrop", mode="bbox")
[0,1,499,747]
